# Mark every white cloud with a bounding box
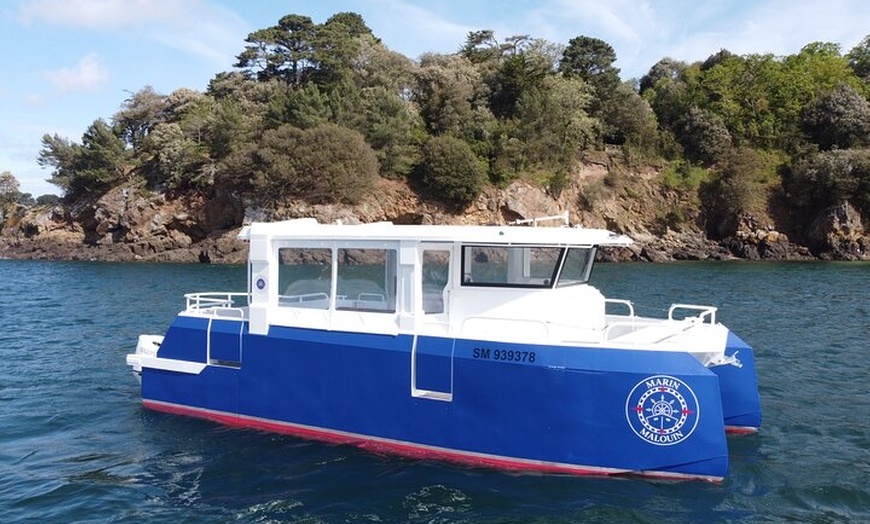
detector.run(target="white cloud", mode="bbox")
[18,0,186,28]
[42,53,109,93]
[359,0,475,58]
[18,0,247,68]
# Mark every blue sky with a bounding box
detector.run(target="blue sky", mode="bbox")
[2,0,868,197]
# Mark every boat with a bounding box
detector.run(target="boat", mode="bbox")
[127,218,761,482]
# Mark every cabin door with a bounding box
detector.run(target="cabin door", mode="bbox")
[411,335,454,401]
[208,318,243,367]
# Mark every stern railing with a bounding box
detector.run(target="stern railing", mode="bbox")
[184,292,250,319]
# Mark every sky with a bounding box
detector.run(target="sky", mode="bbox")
[2,0,868,197]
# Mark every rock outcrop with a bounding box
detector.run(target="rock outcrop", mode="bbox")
[1,168,866,263]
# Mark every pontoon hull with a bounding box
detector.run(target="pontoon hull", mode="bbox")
[138,315,734,481]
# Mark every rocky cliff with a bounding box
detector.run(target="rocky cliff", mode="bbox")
[1,162,866,263]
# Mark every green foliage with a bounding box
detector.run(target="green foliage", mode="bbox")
[235,14,317,84]
[848,34,870,80]
[235,12,374,89]
[801,82,870,150]
[680,107,732,165]
[140,123,212,190]
[31,10,870,244]
[700,147,771,237]
[600,82,658,151]
[0,171,21,205]
[662,161,711,192]
[510,76,596,171]
[489,36,556,118]
[545,169,570,198]
[39,119,129,200]
[247,123,378,205]
[785,148,870,219]
[114,86,167,151]
[559,35,620,94]
[414,53,487,136]
[358,87,424,179]
[415,135,487,209]
[36,194,61,206]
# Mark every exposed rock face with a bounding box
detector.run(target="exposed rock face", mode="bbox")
[0,171,866,263]
[807,202,868,260]
[0,186,248,263]
[716,214,813,261]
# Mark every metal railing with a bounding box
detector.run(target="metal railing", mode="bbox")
[604,298,635,317]
[184,292,250,319]
[668,304,717,324]
[601,301,717,344]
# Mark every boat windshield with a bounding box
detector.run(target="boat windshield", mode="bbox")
[555,247,596,287]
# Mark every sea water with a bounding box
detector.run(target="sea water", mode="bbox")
[0,259,867,523]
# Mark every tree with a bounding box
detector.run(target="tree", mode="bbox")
[802,82,870,150]
[559,36,620,91]
[680,107,732,165]
[248,123,378,205]
[39,134,78,192]
[641,60,700,135]
[235,12,375,89]
[603,82,659,155]
[559,35,621,130]
[511,76,595,171]
[140,122,212,190]
[698,53,781,148]
[358,86,423,179]
[113,86,167,151]
[785,148,870,220]
[414,135,487,209]
[414,53,487,137]
[639,57,687,94]
[700,147,768,238]
[235,14,317,84]
[39,119,128,200]
[847,34,870,80]
[310,12,375,86]
[489,36,558,118]
[0,171,21,205]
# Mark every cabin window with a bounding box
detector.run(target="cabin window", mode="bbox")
[277,248,332,309]
[461,246,560,288]
[556,247,596,286]
[422,249,450,314]
[336,248,397,313]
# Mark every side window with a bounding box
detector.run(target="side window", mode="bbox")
[336,248,396,313]
[462,246,560,288]
[422,250,450,314]
[557,247,595,286]
[278,248,332,309]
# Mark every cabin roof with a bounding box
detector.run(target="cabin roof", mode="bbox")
[238,218,633,247]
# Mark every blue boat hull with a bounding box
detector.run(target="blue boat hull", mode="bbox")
[140,315,741,481]
[714,332,762,432]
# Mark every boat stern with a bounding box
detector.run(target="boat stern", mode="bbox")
[711,330,762,433]
[126,334,163,382]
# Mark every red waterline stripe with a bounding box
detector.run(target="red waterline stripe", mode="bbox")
[142,399,723,483]
[725,425,759,435]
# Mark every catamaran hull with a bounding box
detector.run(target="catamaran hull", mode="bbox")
[714,331,762,432]
[136,315,738,481]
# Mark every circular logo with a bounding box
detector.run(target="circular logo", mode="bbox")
[256,277,266,290]
[625,375,699,446]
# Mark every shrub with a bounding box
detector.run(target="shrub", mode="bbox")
[415,135,488,209]
[250,123,379,205]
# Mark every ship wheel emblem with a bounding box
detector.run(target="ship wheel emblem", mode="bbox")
[625,375,699,446]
